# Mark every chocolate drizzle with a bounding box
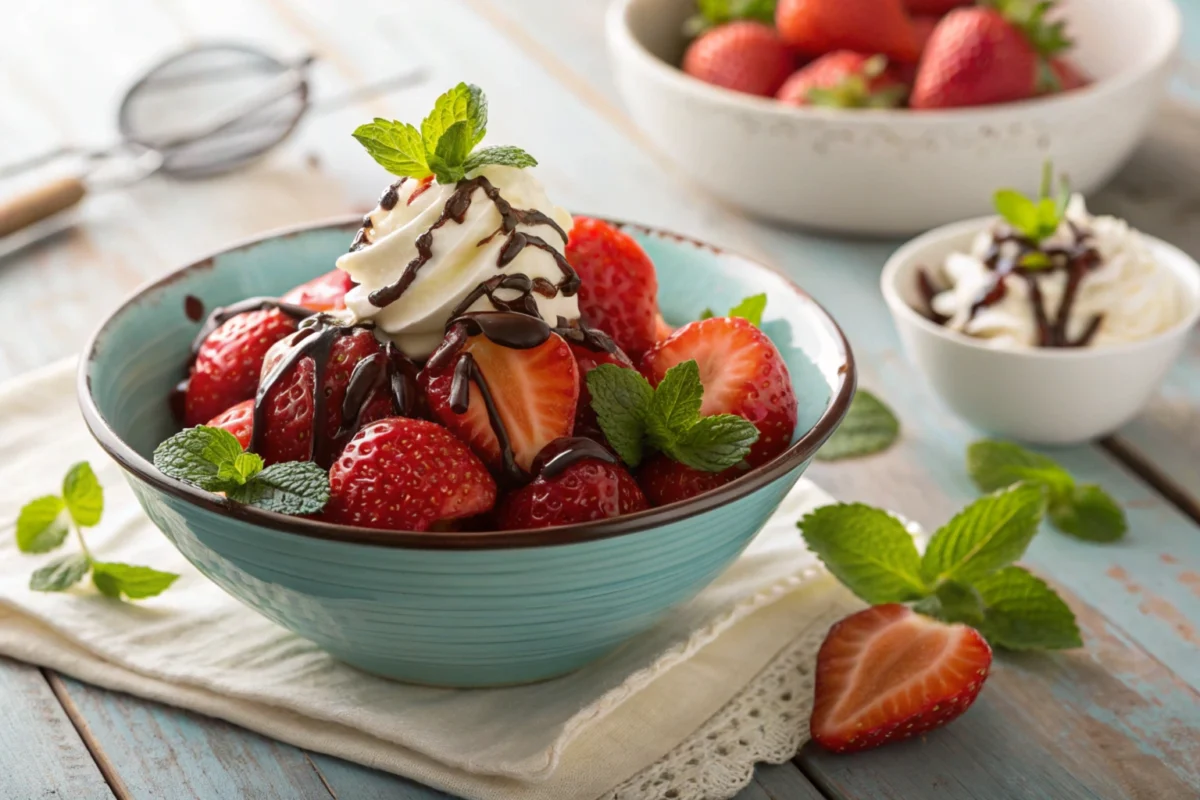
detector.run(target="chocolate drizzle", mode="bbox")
[552,318,620,355]
[184,295,205,322]
[531,437,618,480]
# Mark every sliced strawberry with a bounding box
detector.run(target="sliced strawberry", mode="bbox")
[638,454,743,506]
[205,399,255,450]
[682,21,796,97]
[421,318,579,479]
[640,317,797,467]
[281,269,355,312]
[324,417,497,531]
[811,604,992,753]
[654,313,675,343]
[559,325,636,437]
[566,217,660,360]
[497,455,648,530]
[256,326,393,467]
[184,308,299,427]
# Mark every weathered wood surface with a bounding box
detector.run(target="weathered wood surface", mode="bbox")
[1,0,1198,798]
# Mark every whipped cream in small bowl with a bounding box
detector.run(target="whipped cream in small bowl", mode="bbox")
[882,199,1200,444]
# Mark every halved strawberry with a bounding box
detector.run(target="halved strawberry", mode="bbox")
[638,455,743,506]
[566,217,660,360]
[324,417,497,531]
[496,456,648,529]
[256,326,393,467]
[654,313,675,343]
[560,325,636,437]
[281,269,355,312]
[205,399,255,449]
[184,309,299,427]
[421,317,579,480]
[640,317,797,467]
[811,604,992,753]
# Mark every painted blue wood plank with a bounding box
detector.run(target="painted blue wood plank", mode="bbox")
[306,754,459,800]
[0,659,113,800]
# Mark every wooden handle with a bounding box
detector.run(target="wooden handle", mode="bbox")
[0,176,86,237]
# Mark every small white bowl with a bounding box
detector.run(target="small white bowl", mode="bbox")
[881,218,1200,444]
[606,0,1181,235]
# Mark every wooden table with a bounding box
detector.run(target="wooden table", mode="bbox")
[3,1,1200,797]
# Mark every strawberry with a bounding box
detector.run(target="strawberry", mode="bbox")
[913,14,940,53]
[281,269,355,312]
[904,0,969,13]
[1048,57,1089,92]
[566,217,660,360]
[775,0,921,64]
[776,52,908,108]
[910,3,1072,109]
[640,317,797,467]
[324,417,497,532]
[560,325,636,437]
[654,313,674,343]
[205,399,255,450]
[421,318,579,479]
[682,22,795,97]
[496,456,648,529]
[256,326,393,467]
[184,308,299,427]
[811,604,992,753]
[638,455,742,506]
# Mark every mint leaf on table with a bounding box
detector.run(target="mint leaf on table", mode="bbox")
[587,360,758,471]
[815,389,900,462]
[921,483,1047,587]
[30,554,91,593]
[62,462,104,527]
[91,562,179,601]
[799,504,928,604]
[225,462,330,516]
[915,581,985,628]
[16,495,68,554]
[698,293,767,327]
[967,439,1126,542]
[974,566,1082,650]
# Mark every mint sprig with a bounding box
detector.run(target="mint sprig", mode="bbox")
[587,360,759,471]
[699,293,767,327]
[14,462,179,599]
[154,427,329,516]
[967,439,1126,542]
[993,160,1071,255]
[815,389,900,461]
[685,0,776,37]
[799,483,1081,651]
[352,83,536,184]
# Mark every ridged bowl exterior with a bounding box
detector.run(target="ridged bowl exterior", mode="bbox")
[81,218,852,686]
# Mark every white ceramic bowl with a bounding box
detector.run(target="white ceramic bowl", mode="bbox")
[606,0,1181,235]
[881,217,1200,444]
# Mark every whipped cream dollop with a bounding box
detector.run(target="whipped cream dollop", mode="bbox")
[930,195,1184,348]
[335,165,578,359]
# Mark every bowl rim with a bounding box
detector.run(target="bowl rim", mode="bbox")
[880,214,1200,358]
[606,0,1182,123]
[78,215,856,550]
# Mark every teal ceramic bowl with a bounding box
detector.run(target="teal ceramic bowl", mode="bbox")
[79,217,855,687]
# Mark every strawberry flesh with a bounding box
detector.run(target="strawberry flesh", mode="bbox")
[205,399,255,450]
[281,269,356,312]
[811,604,992,753]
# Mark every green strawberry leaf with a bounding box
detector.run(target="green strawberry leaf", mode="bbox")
[799,504,929,604]
[62,462,104,528]
[666,414,759,472]
[975,566,1082,650]
[352,119,431,179]
[226,462,331,516]
[586,364,654,467]
[30,554,91,593]
[91,562,179,601]
[1049,484,1127,542]
[815,390,900,461]
[921,483,1047,587]
[16,495,68,554]
[685,0,776,36]
[464,145,538,173]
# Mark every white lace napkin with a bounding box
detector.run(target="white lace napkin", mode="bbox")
[0,358,859,800]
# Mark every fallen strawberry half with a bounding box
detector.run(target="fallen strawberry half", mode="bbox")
[811,604,992,753]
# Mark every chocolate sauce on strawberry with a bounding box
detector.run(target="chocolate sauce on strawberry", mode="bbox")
[531,437,617,480]
[553,318,620,355]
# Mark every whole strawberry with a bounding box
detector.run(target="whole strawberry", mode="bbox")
[566,217,660,360]
[904,0,969,13]
[683,21,795,97]
[776,0,920,64]
[638,455,743,506]
[324,418,497,531]
[205,399,255,449]
[184,307,300,427]
[640,317,797,467]
[777,52,908,108]
[497,452,648,530]
[281,269,355,312]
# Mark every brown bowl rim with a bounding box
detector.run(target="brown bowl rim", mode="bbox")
[78,215,856,550]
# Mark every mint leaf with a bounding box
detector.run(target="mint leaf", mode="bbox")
[587,365,653,467]
[668,414,759,472]
[816,390,900,461]
[921,483,1047,587]
[226,462,330,516]
[966,440,1072,499]
[421,83,486,155]
[1049,484,1126,542]
[799,504,928,604]
[62,462,103,528]
[994,189,1038,238]
[154,426,247,491]
[428,120,473,183]
[916,581,985,627]
[975,566,1081,650]
[464,145,538,173]
[647,360,704,443]
[222,452,264,486]
[16,495,68,554]
[727,294,767,327]
[92,562,179,601]
[698,308,714,320]
[352,119,430,179]
[30,554,91,592]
